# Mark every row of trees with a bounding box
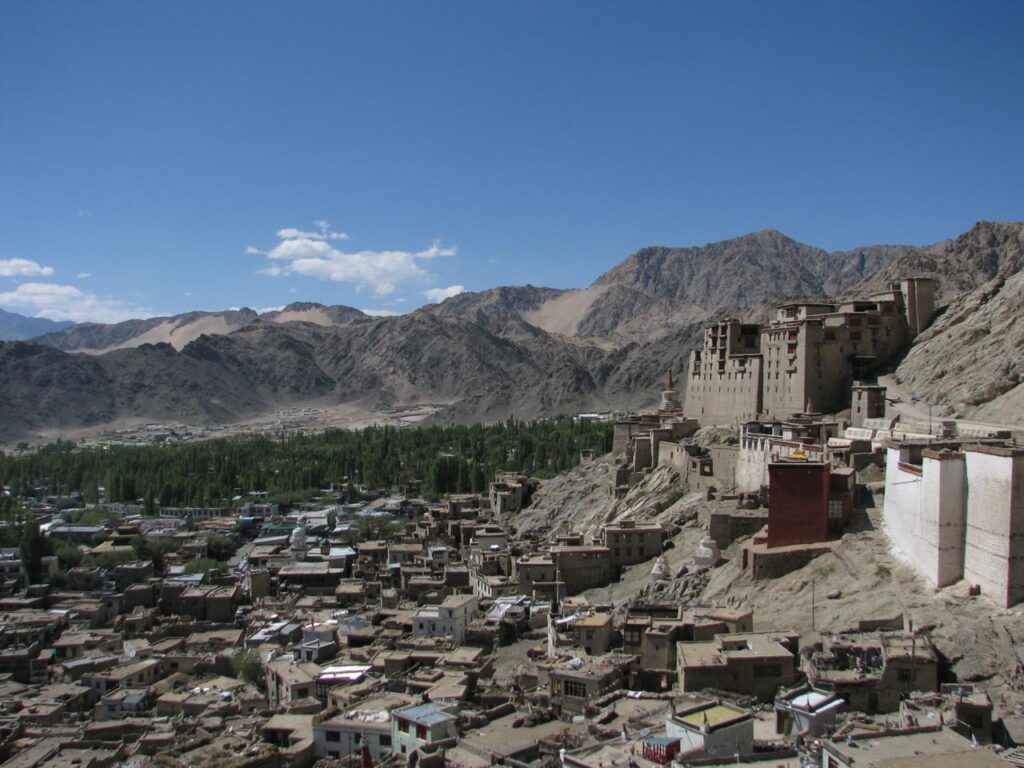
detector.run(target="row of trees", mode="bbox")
[0,418,612,508]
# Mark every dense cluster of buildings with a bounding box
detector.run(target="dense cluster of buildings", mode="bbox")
[1,461,1015,768]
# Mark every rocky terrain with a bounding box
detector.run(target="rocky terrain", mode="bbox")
[2,221,1022,444]
[853,219,1024,299]
[892,270,1024,424]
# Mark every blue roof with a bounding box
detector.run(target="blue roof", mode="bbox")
[395,702,456,726]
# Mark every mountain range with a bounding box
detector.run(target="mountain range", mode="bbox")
[0,308,73,342]
[1,220,1021,444]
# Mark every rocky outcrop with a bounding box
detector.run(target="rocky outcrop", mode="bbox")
[893,271,1024,424]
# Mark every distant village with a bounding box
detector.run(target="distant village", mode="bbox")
[0,276,1023,768]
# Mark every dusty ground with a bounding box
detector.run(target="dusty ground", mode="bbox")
[517,454,1024,720]
[7,400,448,452]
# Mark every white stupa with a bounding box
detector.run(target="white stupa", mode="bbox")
[650,555,671,582]
[290,516,309,562]
[692,535,720,570]
[659,370,682,413]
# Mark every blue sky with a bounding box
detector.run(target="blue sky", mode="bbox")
[1,1,1022,322]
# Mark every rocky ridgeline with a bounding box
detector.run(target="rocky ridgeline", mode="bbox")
[2,221,1023,442]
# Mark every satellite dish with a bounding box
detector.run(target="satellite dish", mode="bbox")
[640,728,650,737]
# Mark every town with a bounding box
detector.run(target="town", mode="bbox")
[0,277,1022,768]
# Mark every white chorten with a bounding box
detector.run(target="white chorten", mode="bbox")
[659,370,682,412]
[650,555,671,582]
[290,516,309,562]
[692,535,720,570]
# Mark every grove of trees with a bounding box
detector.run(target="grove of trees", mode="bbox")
[0,417,613,508]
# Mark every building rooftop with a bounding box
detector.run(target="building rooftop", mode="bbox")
[675,702,748,729]
[394,702,456,726]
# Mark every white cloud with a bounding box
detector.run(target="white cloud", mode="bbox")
[361,308,401,317]
[276,220,349,242]
[256,305,285,314]
[252,223,455,296]
[0,282,151,323]
[0,258,54,277]
[244,246,264,255]
[77,208,92,217]
[423,284,466,302]
[76,272,92,280]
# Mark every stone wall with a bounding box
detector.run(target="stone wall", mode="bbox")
[882,447,967,588]
[962,446,1024,608]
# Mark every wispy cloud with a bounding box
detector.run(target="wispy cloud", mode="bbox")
[423,284,466,302]
[361,308,401,317]
[251,222,455,296]
[75,272,92,280]
[0,258,54,277]
[0,282,151,323]
[276,220,349,242]
[77,208,92,217]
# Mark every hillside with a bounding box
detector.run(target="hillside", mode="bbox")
[853,220,1024,299]
[34,308,261,353]
[519,457,1024,709]
[892,271,1024,425]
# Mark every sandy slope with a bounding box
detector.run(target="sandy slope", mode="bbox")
[75,315,252,353]
[522,285,607,337]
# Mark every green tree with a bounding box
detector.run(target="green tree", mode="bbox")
[231,650,261,684]
[19,516,46,584]
[54,542,82,570]
[206,534,237,561]
[132,536,173,573]
[184,557,223,575]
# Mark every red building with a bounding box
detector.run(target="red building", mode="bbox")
[767,457,831,547]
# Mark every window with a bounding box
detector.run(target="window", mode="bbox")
[416,725,428,740]
[563,680,588,698]
[354,733,361,744]
[379,734,392,747]
[326,731,340,742]
[398,719,409,733]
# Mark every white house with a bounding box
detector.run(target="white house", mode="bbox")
[390,702,459,758]
[411,594,478,643]
[313,692,417,762]
[666,700,754,759]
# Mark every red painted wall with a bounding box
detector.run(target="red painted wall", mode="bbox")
[767,461,830,547]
